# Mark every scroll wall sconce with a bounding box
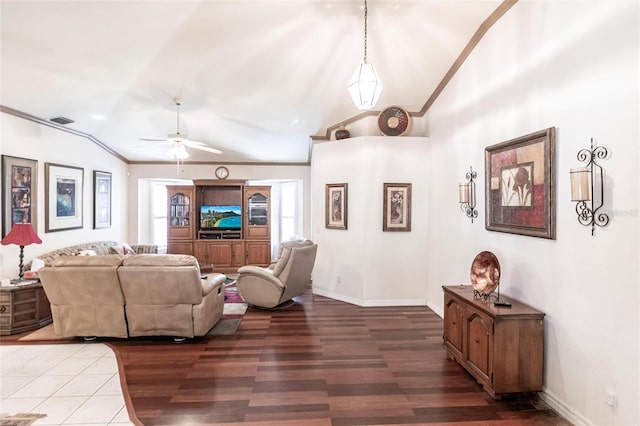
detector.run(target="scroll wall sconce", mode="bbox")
[459,166,478,223]
[570,138,609,236]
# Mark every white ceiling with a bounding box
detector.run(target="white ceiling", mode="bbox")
[1,0,503,164]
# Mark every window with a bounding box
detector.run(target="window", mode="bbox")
[280,181,300,242]
[151,183,167,248]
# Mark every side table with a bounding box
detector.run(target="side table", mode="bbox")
[0,281,52,336]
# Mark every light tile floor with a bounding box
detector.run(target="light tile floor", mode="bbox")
[0,343,133,425]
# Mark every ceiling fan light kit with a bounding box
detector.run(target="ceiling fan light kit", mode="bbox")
[348,0,383,110]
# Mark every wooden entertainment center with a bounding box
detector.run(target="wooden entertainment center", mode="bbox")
[167,180,271,273]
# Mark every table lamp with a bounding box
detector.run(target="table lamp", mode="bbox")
[1,223,42,283]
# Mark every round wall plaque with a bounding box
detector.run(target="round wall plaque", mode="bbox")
[378,106,410,136]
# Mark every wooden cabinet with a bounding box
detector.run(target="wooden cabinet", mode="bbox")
[168,180,270,272]
[442,285,544,398]
[244,186,271,266]
[0,282,52,335]
[245,186,270,240]
[167,186,194,248]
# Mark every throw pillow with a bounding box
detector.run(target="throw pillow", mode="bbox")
[110,243,135,255]
[77,249,97,256]
[122,242,135,255]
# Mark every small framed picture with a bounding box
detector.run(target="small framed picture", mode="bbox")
[1,155,38,237]
[325,183,348,230]
[45,162,84,232]
[93,170,112,229]
[383,183,412,232]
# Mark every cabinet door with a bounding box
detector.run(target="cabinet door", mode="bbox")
[209,242,233,268]
[168,242,193,256]
[244,186,270,240]
[231,241,245,267]
[193,242,212,269]
[465,307,493,386]
[246,241,271,266]
[443,294,464,360]
[167,186,194,240]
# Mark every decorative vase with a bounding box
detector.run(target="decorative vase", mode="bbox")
[335,128,350,140]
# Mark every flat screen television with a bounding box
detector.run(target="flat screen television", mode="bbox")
[200,205,242,230]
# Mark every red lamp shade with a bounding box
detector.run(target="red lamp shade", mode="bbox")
[1,223,42,246]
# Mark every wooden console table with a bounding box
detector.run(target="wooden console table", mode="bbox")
[0,281,52,336]
[442,285,544,398]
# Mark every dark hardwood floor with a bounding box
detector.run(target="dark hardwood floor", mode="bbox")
[106,290,571,426]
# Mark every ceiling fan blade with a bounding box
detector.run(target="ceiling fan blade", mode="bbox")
[187,144,223,155]
[183,140,207,146]
[139,138,170,142]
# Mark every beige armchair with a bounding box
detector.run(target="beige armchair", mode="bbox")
[236,240,317,308]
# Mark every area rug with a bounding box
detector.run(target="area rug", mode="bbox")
[0,413,46,425]
[19,282,247,341]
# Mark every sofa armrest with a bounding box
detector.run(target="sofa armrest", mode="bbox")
[201,273,226,296]
[238,265,280,283]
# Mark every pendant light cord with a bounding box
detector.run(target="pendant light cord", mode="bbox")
[363,0,368,64]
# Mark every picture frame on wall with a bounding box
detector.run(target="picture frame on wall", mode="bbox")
[45,162,84,233]
[93,170,112,229]
[325,183,348,230]
[484,127,556,239]
[1,155,38,237]
[383,183,412,232]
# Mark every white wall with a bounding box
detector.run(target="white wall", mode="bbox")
[0,113,129,278]
[312,136,430,306]
[422,1,639,425]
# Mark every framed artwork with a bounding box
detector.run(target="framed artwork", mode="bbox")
[325,183,348,230]
[1,155,38,237]
[45,163,84,233]
[485,127,556,239]
[93,170,112,229]
[383,183,411,232]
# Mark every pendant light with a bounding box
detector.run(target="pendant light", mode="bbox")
[348,0,383,110]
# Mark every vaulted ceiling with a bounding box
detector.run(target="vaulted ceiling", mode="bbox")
[1,0,509,164]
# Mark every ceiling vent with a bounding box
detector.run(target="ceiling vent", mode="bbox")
[49,116,74,125]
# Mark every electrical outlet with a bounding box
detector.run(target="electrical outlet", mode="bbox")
[605,389,617,407]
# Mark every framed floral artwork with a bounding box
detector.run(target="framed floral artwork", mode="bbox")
[484,127,556,239]
[1,155,38,237]
[45,162,84,232]
[325,183,347,230]
[383,183,411,232]
[93,170,112,229]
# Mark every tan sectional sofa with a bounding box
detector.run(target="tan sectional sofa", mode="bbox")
[38,254,225,339]
[26,240,158,270]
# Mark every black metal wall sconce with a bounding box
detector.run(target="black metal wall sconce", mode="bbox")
[570,138,609,236]
[459,166,478,223]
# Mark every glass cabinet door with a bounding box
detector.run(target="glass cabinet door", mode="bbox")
[169,192,190,227]
[247,193,268,226]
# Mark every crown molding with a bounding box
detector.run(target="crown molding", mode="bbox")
[0,105,130,164]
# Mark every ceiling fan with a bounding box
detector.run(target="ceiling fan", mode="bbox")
[139,99,222,160]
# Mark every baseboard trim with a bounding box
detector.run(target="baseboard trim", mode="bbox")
[427,300,444,318]
[539,388,590,426]
[312,288,426,307]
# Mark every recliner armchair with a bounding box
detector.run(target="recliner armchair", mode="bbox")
[236,240,318,308]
